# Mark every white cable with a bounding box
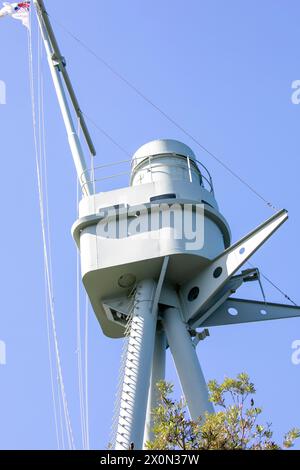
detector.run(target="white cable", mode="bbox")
[43,269,60,448]
[76,121,90,449]
[57,372,66,449]
[36,26,60,450]
[27,14,75,449]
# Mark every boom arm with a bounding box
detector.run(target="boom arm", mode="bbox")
[33,0,95,196]
[196,298,300,328]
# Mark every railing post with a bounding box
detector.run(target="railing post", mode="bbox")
[187,156,193,183]
[209,176,214,193]
[149,156,153,183]
[91,156,96,195]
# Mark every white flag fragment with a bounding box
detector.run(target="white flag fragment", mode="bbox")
[0,2,30,29]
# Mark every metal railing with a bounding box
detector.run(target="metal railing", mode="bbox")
[80,154,214,195]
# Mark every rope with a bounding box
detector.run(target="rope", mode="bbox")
[27,13,75,449]
[51,16,278,211]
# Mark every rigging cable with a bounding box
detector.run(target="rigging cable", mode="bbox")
[247,261,298,306]
[37,28,60,449]
[50,15,278,211]
[83,114,131,158]
[27,13,75,449]
[76,134,90,448]
[57,370,66,449]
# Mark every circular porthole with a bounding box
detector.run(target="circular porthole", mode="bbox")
[260,309,267,315]
[213,266,223,278]
[118,273,136,288]
[228,307,238,316]
[188,286,200,302]
[239,247,246,255]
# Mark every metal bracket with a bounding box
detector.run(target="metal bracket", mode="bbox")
[186,268,262,328]
[191,328,210,347]
[52,53,66,68]
[241,267,266,302]
[180,209,288,324]
[240,268,259,282]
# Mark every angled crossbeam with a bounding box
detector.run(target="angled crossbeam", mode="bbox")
[34,0,96,156]
[33,0,94,196]
[186,269,259,328]
[180,209,288,323]
[198,298,300,328]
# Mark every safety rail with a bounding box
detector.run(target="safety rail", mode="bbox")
[80,154,214,195]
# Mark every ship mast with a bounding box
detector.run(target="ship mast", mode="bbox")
[32,0,300,452]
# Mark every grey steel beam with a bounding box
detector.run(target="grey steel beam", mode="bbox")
[193,298,300,328]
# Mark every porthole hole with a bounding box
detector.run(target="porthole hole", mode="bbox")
[213,266,223,278]
[228,307,238,316]
[188,286,200,302]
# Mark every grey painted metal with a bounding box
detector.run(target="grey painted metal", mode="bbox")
[72,198,231,250]
[33,0,93,196]
[143,329,167,447]
[114,279,158,450]
[186,269,260,329]
[100,269,258,332]
[67,136,295,448]
[153,257,170,308]
[31,0,298,448]
[199,298,300,328]
[162,307,214,420]
[180,209,288,324]
[131,140,197,169]
[33,0,96,156]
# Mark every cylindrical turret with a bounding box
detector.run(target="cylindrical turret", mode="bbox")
[130,139,216,204]
[131,139,202,186]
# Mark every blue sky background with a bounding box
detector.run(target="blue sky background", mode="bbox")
[0,0,300,449]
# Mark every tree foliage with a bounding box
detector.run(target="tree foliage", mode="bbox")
[146,373,299,450]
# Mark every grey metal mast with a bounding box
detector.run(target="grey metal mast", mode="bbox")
[33,0,95,196]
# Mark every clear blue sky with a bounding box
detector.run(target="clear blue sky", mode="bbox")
[0,0,299,450]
